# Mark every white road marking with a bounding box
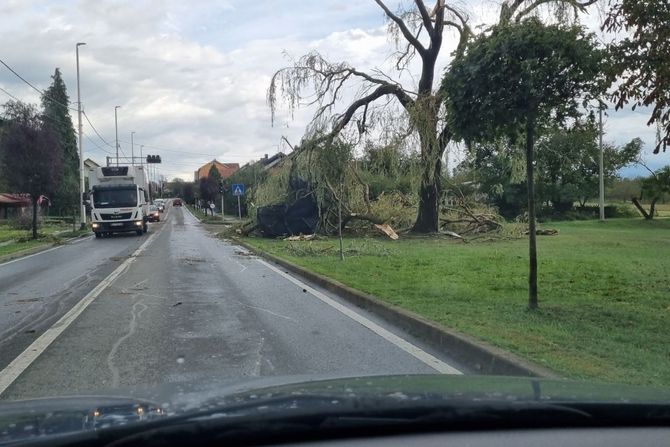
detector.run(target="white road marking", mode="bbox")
[256,259,463,375]
[69,235,94,244]
[0,232,158,396]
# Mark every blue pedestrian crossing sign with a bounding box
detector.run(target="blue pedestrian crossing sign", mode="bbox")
[232,183,245,196]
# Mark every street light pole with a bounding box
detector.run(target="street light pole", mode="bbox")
[131,131,135,166]
[76,42,86,229]
[140,144,144,169]
[598,100,605,222]
[114,106,121,166]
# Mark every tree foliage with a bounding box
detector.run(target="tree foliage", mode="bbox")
[632,166,670,219]
[602,0,670,153]
[207,164,222,183]
[268,1,599,233]
[0,101,62,238]
[443,17,605,309]
[198,175,218,206]
[41,68,79,215]
[535,121,641,210]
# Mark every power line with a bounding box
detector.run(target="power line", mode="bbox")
[0,86,20,102]
[82,111,114,148]
[83,131,113,155]
[0,57,78,113]
[118,140,229,158]
[0,84,80,132]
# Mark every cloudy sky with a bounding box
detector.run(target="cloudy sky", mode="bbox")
[0,0,665,181]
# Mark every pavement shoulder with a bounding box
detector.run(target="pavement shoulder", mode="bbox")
[227,235,560,379]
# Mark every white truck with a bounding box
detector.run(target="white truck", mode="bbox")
[88,165,150,238]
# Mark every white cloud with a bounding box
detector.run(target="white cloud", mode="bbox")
[0,1,665,182]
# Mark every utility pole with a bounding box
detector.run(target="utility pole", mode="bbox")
[140,145,144,169]
[598,100,605,222]
[131,131,135,166]
[114,106,121,166]
[76,42,86,230]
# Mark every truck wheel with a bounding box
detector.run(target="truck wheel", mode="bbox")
[136,230,143,236]
[94,232,101,238]
[143,223,148,233]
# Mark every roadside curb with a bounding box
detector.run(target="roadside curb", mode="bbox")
[184,205,202,223]
[229,236,560,379]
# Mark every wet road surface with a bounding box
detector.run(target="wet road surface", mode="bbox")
[0,204,463,400]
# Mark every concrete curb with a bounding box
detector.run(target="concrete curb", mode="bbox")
[230,236,560,379]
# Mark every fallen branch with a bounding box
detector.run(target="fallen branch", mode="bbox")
[236,221,258,236]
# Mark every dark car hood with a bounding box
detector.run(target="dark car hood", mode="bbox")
[1,374,669,444]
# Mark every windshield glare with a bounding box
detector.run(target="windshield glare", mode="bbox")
[93,188,138,208]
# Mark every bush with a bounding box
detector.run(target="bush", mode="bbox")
[538,203,638,222]
[9,212,40,231]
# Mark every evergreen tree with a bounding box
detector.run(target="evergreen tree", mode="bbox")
[41,68,79,216]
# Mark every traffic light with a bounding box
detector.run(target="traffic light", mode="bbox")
[218,181,224,193]
[146,154,162,164]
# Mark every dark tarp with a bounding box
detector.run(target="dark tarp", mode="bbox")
[257,195,319,237]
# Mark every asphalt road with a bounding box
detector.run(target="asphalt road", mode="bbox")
[0,204,463,401]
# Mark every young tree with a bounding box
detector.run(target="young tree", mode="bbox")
[182,182,195,204]
[631,166,670,219]
[1,101,62,238]
[208,164,222,183]
[41,68,79,216]
[443,18,605,309]
[602,0,670,153]
[535,123,641,210]
[268,0,597,233]
[198,176,218,215]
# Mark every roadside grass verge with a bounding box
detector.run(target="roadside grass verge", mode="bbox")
[240,218,670,387]
[186,204,237,224]
[0,225,90,259]
[0,239,49,258]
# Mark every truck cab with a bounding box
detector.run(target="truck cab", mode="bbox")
[89,166,149,238]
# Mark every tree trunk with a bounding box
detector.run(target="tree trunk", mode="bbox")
[412,154,442,233]
[631,197,652,219]
[526,118,538,310]
[649,197,658,219]
[32,197,38,240]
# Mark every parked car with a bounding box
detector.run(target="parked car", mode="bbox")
[147,205,160,222]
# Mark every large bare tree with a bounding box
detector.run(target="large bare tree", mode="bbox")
[268,0,597,233]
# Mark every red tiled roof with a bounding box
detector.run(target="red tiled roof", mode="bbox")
[196,160,240,180]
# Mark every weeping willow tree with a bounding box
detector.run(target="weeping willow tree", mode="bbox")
[268,0,599,233]
[251,137,414,235]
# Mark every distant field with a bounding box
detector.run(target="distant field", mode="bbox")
[242,218,670,387]
[654,202,670,217]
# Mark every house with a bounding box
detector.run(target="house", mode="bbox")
[258,152,286,172]
[0,193,30,219]
[84,158,101,192]
[194,159,240,182]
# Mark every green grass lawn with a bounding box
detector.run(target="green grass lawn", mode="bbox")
[241,218,670,387]
[0,222,88,259]
[186,204,235,224]
[0,239,49,258]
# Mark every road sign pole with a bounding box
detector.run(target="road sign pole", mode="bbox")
[221,194,224,220]
[237,195,241,219]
